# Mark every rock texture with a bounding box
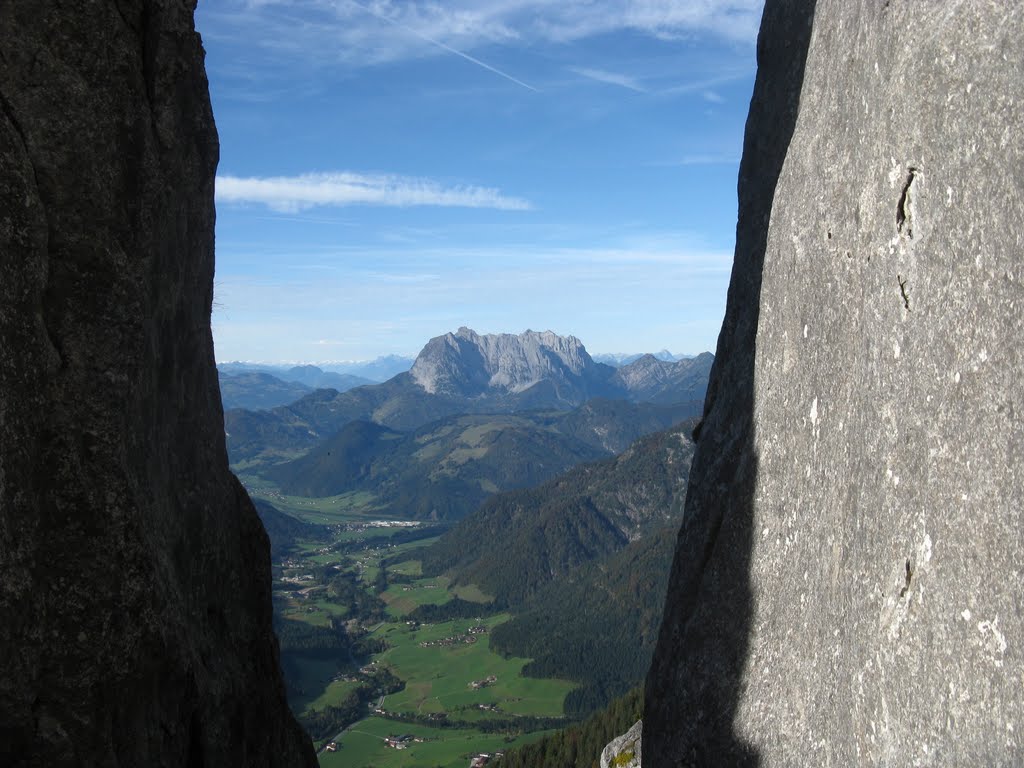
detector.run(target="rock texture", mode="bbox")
[410,327,711,407]
[410,327,613,401]
[602,720,643,768]
[646,1,1023,765]
[0,2,315,766]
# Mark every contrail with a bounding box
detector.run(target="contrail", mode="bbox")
[347,0,539,93]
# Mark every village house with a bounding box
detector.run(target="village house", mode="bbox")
[468,674,498,690]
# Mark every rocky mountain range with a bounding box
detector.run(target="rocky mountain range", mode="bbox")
[410,327,612,401]
[224,329,712,465]
[611,352,714,404]
[592,350,690,367]
[409,328,711,407]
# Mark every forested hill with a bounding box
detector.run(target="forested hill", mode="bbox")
[420,419,697,606]
[492,528,678,715]
[499,686,643,768]
[251,499,327,557]
[257,402,698,521]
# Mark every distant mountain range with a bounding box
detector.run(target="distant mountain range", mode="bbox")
[591,350,693,367]
[217,365,375,410]
[218,372,314,411]
[218,356,410,384]
[217,343,703,411]
[224,329,712,463]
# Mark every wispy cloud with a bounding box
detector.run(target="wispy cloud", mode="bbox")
[347,0,538,91]
[569,66,646,92]
[666,153,740,166]
[202,1,764,73]
[533,0,764,44]
[662,71,750,95]
[216,172,532,213]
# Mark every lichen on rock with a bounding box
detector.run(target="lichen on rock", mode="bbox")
[602,719,642,768]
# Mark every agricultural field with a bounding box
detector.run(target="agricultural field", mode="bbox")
[319,716,555,768]
[380,574,453,617]
[376,615,573,719]
[258,507,578,768]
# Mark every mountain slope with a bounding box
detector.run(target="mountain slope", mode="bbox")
[490,529,678,715]
[253,499,328,557]
[262,404,694,520]
[218,371,313,410]
[421,419,697,604]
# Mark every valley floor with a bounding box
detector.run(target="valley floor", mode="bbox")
[253,484,577,768]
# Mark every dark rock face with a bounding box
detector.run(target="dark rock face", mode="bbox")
[646,1,1023,765]
[0,2,315,766]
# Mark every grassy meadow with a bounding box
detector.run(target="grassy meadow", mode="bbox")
[319,716,555,768]
[248,484,578,767]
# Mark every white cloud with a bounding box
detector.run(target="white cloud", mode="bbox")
[569,66,646,92]
[215,172,532,212]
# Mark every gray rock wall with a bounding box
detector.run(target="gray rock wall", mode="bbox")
[646,1,1023,765]
[0,1,315,765]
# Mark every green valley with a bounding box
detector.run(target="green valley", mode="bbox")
[257,500,578,767]
[243,415,697,766]
[228,332,709,767]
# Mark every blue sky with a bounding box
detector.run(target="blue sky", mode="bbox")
[196,0,765,362]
